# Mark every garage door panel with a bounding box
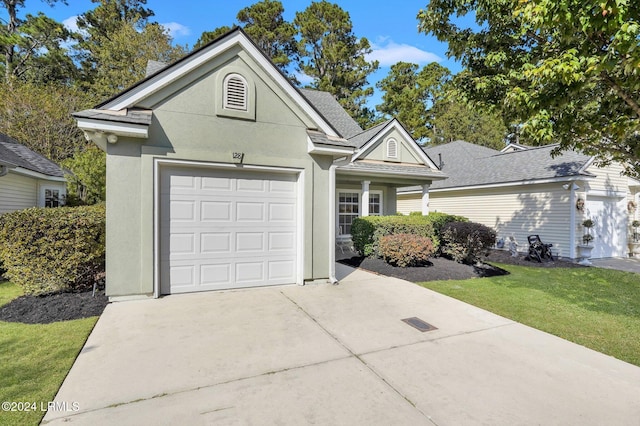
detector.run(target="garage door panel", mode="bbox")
[201,201,232,221]
[200,232,231,253]
[160,166,298,294]
[236,202,265,221]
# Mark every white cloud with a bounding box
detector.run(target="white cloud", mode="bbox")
[62,16,80,33]
[367,40,441,67]
[161,22,191,38]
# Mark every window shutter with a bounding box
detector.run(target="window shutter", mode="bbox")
[224,75,247,111]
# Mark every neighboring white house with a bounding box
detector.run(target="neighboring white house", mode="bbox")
[0,132,66,214]
[398,141,640,260]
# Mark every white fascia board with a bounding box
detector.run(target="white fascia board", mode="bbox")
[102,32,338,137]
[11,167,66,182]
[77,117,149,139]
[352,120,438,169]
[399,175,596,194]
[578,156,597,174]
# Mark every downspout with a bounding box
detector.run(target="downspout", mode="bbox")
[329,156,352,284]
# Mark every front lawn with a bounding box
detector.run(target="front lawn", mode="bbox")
[419,264,640,367]
[0,282,98,426]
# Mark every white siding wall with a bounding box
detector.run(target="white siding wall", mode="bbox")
[397,194,422,214]
[586,162,628,193]
[0,172,38,213]
[400,184,573,258]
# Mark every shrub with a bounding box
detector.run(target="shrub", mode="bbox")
[379,233,435,267]
[440,221,497,264]
[351,212,467,257]
[0,204,106,295]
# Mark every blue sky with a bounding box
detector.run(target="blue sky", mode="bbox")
[4,0,466,106]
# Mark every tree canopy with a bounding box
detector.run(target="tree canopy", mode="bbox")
[376,62,450,142]
[1,0,76,84]
[418,0,640,178]
[294,0,379,128]
[194,0,297,80]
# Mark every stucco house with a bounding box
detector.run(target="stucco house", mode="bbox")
[0,132,66,213]
[398,140,640,260]
[73,28,445,299]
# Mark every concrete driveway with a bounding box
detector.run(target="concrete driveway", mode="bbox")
[43,264,640,425]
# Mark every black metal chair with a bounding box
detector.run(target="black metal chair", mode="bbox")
[527,235,554,262]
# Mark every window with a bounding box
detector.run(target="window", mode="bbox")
[45,189,61,207]
[369,193,381,215]
[387,138,398,159]
[223,74,248,111]
[338,191,383,235]
[338,192,359,235]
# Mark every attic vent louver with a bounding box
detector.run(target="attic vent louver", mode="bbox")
[387,138,398,159]
[224,74,248,111]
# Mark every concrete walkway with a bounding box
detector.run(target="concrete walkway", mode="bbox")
[590,257,640,274]
[43,264,640,425]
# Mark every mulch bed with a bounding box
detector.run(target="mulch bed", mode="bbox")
[0,250,582,325]
[0,286,108,325]
[338,249,584,283]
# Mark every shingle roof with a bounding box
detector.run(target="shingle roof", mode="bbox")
[72,108,152,125]
[0,133,64,177]
[347,120,390,149]
[414,140,593,190]
[306,130,356,148]
[299,89,363,139]
[338,161,445,179]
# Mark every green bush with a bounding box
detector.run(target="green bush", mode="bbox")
[440,221,497,264]
[351,212,467,257]
[0,204,106,295]
[379,233,435,267]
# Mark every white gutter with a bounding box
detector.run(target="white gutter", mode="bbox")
[329,155,352,284]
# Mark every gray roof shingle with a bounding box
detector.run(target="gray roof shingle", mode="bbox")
[414,140,592,190]
[338,161,445,179]
[299,89,363,139]
[0,133,64,177]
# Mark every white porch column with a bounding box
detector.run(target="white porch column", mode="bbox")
[421,183,430,215]
[361,180,370,217]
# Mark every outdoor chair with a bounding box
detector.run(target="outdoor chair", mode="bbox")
[526,235,554,262]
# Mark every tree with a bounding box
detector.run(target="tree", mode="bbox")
[195,1,297,80]
[431,100,507,149]
[75,0,185,98]
[294,1,379,128]
[237,0,297,74]
[0,81,91,162]
[1,0,77,84]
[62,145,106,205]
[376,62,450,142]
[194,25,232,49]
[418,0,640,178]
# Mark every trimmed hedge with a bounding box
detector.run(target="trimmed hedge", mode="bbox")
[0,204,106,295]
[440,221,497,264]
[379,233,435,267]
[351,212,467,257]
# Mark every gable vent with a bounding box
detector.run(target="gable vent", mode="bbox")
[387,138,398,159]
[224,74,248,111]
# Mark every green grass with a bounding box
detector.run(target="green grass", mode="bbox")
[419,264,640,366]
[0,282,99,426]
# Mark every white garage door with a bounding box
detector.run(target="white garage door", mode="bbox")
[585,195,627,258]
[160,166,299,294]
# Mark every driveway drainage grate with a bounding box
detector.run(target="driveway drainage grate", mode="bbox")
[401,317,438,332]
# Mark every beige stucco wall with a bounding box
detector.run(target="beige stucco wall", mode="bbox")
[103,49,332,297]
